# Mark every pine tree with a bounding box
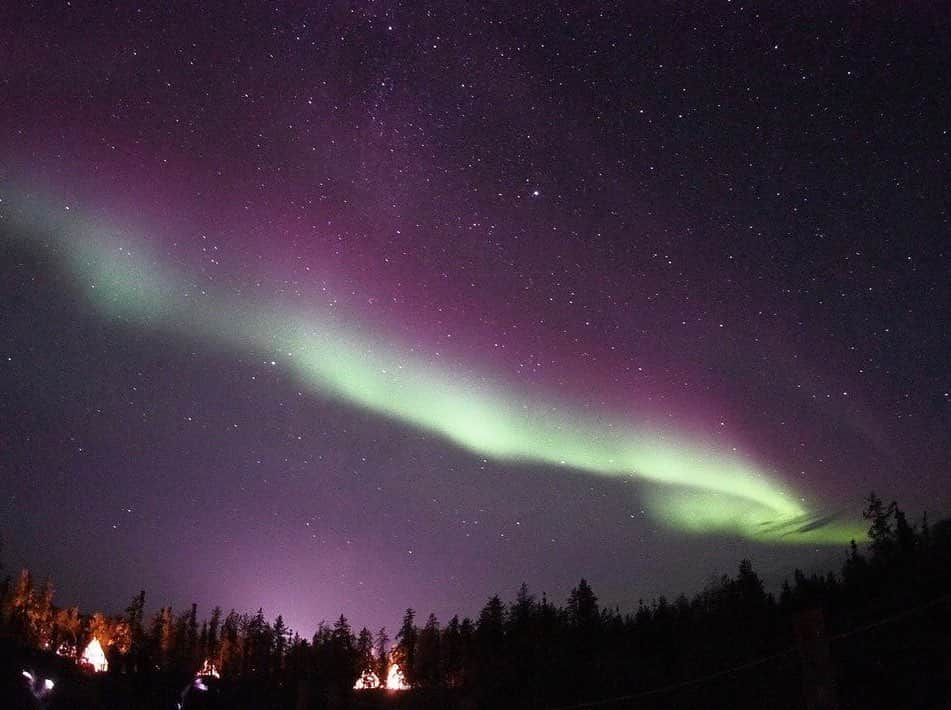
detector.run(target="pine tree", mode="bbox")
[125,590,146,660]
[88,611,114,648]
[567,579,599,627]
[53,606,81,653]
[219,610,242,676]
[395,608,418,686]
[198,621,208,666]
[512,582,535,627]
[356,626,374,681]
[475,596,506,696]
[31,578,55,648]
[207,606,222,663]
[186,603,199,669]
[244,608,271,677]
[864,492,895,558]
[272,614,289,672]
[442,615,463,688]
[416,613,442,687]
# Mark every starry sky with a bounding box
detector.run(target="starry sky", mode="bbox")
[1,2,949,636]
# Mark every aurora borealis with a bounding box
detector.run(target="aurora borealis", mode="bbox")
[5,191,863,545]
[1,3,948,634]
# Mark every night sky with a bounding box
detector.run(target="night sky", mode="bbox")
[1,2,949,636]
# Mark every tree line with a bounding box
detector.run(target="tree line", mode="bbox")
[2,493,949,708]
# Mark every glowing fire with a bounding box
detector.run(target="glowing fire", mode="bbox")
[81,637,108,673]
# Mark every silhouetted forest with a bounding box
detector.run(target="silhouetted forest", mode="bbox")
[2,494,949,709]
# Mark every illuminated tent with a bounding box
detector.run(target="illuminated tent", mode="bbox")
[353,669,380,690]
[386,663,409,690]
[197,659,221,678]
[81,637,108,672]
[353,660,409,691]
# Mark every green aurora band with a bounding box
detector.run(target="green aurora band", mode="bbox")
[4,193,867,544]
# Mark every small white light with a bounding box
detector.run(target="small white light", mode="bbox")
[44,678,55,690]
[21,670,33,682]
